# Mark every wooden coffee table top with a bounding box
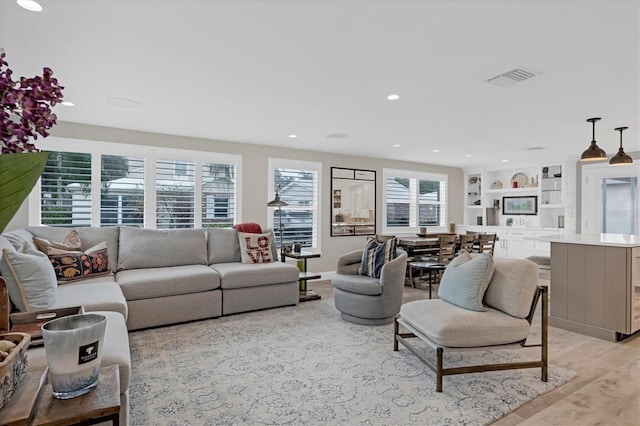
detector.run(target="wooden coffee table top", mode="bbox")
[0,365,120,426]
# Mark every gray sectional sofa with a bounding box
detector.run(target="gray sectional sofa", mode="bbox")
[0,225,300,425]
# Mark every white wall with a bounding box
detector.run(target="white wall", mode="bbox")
[9,121,464,273]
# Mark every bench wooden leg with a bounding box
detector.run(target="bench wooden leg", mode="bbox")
[393,317,399,351]
[436,347,444,392]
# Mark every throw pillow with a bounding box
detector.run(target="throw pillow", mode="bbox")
[48,242,111,282]
[358,237,397,278]
[233,223,263,234]
[33,229,82,253]
[0,244,57,312]
[238,232,274,264]
[371,234,395,243]
[437,250,495,312]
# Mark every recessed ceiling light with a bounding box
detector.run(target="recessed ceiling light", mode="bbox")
[107,97,140,108]
[432,149,440,153]
[326,133,347,139]
[501,159,509,163]
[523,146,546,151]
[465,154,473,157]
[60,101,75,107]
[393,144,401,148]
[386,94,400,101]
[288,134,298,139]
[17,0,43,12]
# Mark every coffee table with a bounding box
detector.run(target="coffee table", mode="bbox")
[0,365,120,426]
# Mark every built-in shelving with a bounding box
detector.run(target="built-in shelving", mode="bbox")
[463,163,573,231]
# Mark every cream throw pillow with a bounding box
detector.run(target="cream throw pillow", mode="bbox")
[437,251,495,312]
[0,244,58,312]
[33,229,82,253]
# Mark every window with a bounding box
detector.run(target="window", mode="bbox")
[156,159,195,228]
[202,162,236,228]
[383,169,447,233]
[268,159,321,249]
[33,138,241,229]
[100,155,144,227]
[40,151,92,226]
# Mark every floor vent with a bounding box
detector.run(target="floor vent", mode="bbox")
[486,68,536,88]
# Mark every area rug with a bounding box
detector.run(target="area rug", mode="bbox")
[128,300,575,425]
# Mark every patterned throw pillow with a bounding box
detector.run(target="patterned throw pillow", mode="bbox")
[358,237,397,278]
[33,229,82,253]
[48,242,111,282]
[238,232,274,264]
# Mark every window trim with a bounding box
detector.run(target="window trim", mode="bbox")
[382,168,448,234]
[29,137,243,229]
[267,157,322,250]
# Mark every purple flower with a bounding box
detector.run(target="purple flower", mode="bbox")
[1,50,64,153]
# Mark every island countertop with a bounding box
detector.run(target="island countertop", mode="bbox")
[534,233,640,247]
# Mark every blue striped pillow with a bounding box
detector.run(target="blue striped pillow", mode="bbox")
[358,237,397,278]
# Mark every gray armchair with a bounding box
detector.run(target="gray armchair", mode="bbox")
[331,248,408,325]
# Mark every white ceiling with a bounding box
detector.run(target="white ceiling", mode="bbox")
[1,0,638,169]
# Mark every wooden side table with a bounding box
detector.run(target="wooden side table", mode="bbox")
[283,251,322,302]
[0,365,121,426]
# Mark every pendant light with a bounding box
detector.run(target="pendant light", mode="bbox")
[609,126,633,166]
[580,117,607,162]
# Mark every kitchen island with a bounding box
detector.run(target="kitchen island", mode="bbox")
[536,233,640,341]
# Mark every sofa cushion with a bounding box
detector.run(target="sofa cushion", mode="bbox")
[33,229,81,253]
[0,245,57,312]
[437,251,494,312]
[118,227,207,270]
[207,228,242,264]
[208,228,279,264]
[48,242,111,282]
[238,232,275,264]
[400,299,531,348]
[52,279,128,320]
[483,257,539,319]
[27,227,121,273]
[332,274,383,296]
[116,265,221,301]
[211,262,299,289]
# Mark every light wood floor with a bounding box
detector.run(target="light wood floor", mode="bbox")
[307,280,640,425]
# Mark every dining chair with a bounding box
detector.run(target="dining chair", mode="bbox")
[477,233,497,255]
[438,234,457,263]
[458,234,476,253]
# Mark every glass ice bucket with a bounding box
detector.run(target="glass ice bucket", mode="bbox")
[42,313,107,399]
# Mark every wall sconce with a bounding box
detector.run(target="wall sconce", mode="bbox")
[580,117,607,162]
[609,126,634,166]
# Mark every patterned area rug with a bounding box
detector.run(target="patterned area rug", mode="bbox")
[128,299,575,425]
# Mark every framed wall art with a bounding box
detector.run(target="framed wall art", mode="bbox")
[502,196,538,215]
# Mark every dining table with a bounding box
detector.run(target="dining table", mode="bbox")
[396,233,499,257]
[396,235,446,257]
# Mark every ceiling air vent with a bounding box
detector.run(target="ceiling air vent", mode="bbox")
[486,68,536,88]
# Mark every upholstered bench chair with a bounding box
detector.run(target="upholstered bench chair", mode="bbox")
[394,253,547,392]
[332,240,407,325]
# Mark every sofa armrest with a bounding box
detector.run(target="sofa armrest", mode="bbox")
[380,249,408,289]
[336,249,363,275]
